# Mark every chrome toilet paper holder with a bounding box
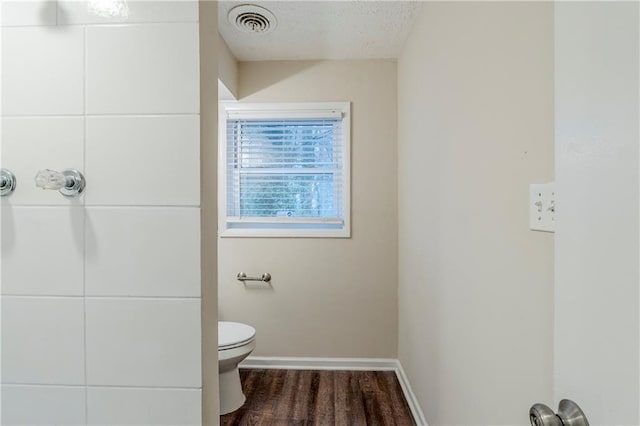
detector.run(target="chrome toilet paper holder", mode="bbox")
[237,272,271,283]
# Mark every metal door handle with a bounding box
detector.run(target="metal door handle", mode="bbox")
[530,399,589,426]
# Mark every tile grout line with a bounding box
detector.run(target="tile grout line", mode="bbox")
[3,205,200,208]
[2,113,200,118]
[0,1,3,389]
[1,295,202,300]
[82,23,89,425]
[2,383,201,391]
[0,21,198,29]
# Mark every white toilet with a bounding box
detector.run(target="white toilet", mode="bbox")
[218,321,256,415]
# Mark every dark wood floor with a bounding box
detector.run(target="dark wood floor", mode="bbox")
[220,369,416,425]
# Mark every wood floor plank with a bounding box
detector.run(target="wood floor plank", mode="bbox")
[379,371,416,425]
[309,370,335,425]
[333,370,350,426]
[348,370,369,426]
[360,370,396,425]
[291,370,313,420]
[220,369,416,426]
[272,370,300,420]
[242,369,265,409]
[263,368,287,419]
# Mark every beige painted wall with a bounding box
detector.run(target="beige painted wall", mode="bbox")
[397,3,554,425]
[218,60,398,358]
[199,1,219,424]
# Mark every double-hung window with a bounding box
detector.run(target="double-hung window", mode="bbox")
[219,102,351,237]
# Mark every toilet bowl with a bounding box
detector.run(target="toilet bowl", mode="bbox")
[218,321,256,415]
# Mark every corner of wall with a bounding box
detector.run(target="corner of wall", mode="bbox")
[199,1,219,423]
[217,32,239,100]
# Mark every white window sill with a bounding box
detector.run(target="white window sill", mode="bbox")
[219,227,350,238]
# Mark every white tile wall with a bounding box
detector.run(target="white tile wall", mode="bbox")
[1,1,57,27]
[1,117,84,205]
[87,387,201,425]
[85,116,200,205]
[1,26,84,115]
[1,1,202,422]
[2,297,85,385]
[2,207,83,295]
[85,298,201,387]
[58,0,198,25]
[85,207,200,297]
[2,385,86,425]
[86,24,199,114]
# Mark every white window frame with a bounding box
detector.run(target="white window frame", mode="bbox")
[218,102,351,238]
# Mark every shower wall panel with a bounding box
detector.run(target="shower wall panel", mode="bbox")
[0,1,202,424]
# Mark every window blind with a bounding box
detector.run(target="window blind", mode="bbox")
[226,117,344,226]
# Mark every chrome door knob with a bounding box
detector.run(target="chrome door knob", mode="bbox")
[530,404,562,426]
[530,400,589,426]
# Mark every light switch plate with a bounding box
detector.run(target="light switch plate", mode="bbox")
[530,182,555,232]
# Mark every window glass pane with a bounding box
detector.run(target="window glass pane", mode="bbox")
[227,118,343,220]
[238,173,338,218]
[228,120,340,169]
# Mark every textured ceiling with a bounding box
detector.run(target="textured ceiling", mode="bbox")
[218,1,422,61]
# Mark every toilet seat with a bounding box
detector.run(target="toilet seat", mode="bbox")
[219,321,255,351]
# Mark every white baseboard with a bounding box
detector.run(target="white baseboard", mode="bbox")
[241,356,398,371]
[240,356,428,426]
[394,361,428,426]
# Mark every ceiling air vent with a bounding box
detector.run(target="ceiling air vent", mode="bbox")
[228,4,277,35]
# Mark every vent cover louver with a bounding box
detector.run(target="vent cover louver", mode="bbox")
[228,4,277,34]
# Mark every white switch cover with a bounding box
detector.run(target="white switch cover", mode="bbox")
[529,182,555,232]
